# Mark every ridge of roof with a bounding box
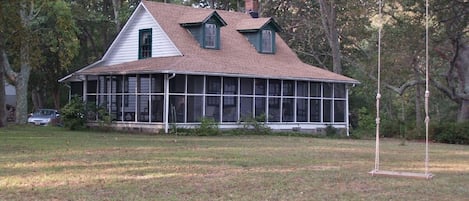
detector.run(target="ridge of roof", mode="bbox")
[236,17,281,32]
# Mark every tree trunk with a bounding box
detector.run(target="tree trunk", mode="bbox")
[318,0,342,74]
[111,0,121,33]
[15,46,31,124]
[412,59,422,135]
[455,38,469,122]
[0,47,6,127]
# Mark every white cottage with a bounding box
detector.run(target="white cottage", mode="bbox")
[60,0,359,134]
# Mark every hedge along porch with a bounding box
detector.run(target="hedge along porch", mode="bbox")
[61,1,358,134]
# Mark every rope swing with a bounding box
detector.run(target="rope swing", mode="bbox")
[369,0,433,179]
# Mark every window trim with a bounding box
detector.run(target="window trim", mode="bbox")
[204,23,217,49]
[261,29,274,53]
[138,28,152,59]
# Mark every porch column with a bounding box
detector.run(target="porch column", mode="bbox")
[346,85,350,136]
[164,73,176,133]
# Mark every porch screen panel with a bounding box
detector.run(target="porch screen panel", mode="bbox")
[205,96,220,121]
[240,78,253,95]
[282,98,294,122]
[113,95,123,121]
[151,95,164,122]
[283,80,294,96]
[138,75,150,93]
[297,81,308,97]
[187,75,204,94]
[255,97,266,121]
[187,96,203,122]
[334,83,346,98]
[170,75,185,93]
[255,79,266,95]
[310,99,321,122]
[323,83,333,98]
[86,95,97,121]
[269,79,281,96]
[323,100,332,122]
[137,95,150,122]
[310,82,321,97]
[169,95,185,123]
[240,97,253,120]
[151,74,164,93]
[222,96,237,122]
[334,100,346,122]
[268,98,280,122]
[296,98,308,122]
[223,77,238,95]
[206,76,221,94]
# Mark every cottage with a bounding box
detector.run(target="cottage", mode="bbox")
[60,0,358,134]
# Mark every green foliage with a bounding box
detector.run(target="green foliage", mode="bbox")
[238,114,272,135]
[195,117,220,136]
[324,124,338,137]
[431,122,469,145]
[357,107,375,131]
[61,96,86,130]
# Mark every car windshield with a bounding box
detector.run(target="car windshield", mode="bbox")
[34,110,55,116]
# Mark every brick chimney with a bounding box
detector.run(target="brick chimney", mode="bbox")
[245,0,259,18]
[245,0,259,13]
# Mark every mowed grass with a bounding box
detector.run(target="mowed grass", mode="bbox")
[0,126,468,201]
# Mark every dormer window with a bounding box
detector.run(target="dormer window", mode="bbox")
[139,29,152,59]
[205,23,217,48]
[179,11,227,50]
[261,29,273,53]
[236,17,281,54]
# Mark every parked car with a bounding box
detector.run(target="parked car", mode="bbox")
[27,109,60,126]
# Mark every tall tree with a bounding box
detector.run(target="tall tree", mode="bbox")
[431,0,469,122]
[29,0,79,110]
[1,0,78,123]
[318,0,342,74]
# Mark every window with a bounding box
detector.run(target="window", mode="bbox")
[139,29,152,59]
[205,23,217,48]
[261,29,273,53]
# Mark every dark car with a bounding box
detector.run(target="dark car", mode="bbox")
[27,109,60,126]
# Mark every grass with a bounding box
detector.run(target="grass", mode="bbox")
[0,126,468,201]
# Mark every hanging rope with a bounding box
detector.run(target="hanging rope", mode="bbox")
[424,0,430,176]
[374,0,383,172]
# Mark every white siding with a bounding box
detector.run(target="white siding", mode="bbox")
[103,6,181,66]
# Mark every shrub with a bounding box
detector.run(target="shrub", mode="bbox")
[239,114,271,135]
[195,117,219,136]
[61,96,87,130]
[431,122,469,145]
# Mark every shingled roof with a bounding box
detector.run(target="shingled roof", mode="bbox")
[79,0,358,84]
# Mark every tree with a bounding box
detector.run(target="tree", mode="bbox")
[431,0,469,122]
[1,0,78,124]
[318,0,342,74]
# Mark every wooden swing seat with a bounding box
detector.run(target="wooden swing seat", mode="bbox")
[369,169,433,179]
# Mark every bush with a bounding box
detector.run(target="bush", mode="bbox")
[238,114,271,135]
[431,122,469,145]
[195,117,219,136]
[61,96,87,130]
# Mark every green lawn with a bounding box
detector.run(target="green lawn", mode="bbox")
[1,126,468,201]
